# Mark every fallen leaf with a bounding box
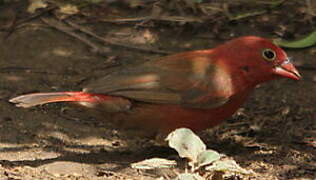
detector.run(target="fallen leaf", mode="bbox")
[131,158,177,170]
[59,4,79,15]
[27,0,47,13]
[166,128,206,162]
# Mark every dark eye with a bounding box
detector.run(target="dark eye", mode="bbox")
[262,49,276,61]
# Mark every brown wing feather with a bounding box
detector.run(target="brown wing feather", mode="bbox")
[86,50,231,109]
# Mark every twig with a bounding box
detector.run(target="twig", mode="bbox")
[64,19,171,55]
[16,6,57,27]
[98,16,151,23]
[4,6,57,40]
[0,67,57,74]
[98,15,202,23]
[41,16,110,56]
[226,10,267,21]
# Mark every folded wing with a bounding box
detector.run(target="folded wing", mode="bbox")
[87,51,232,109]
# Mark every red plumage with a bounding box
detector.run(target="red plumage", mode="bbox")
[9,36,300,135]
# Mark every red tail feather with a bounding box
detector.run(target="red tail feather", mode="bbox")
[9,92,108,108]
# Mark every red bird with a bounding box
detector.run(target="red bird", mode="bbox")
[10,36,300,135]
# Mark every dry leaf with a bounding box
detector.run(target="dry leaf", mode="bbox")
[27,0,47,13]
[59,4,79,15]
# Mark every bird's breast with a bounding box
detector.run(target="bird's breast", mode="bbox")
[96,89,252,136]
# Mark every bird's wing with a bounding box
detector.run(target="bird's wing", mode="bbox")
[86,51,232,109]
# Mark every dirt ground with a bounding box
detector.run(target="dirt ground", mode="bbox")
[0,1,315,180]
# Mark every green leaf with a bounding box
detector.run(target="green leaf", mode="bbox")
[274,30,316,48]
[176,173,204,180]
[197,150,222,168]
[131,158,177,170]
[166,128,206,162]
[205,159,254,175]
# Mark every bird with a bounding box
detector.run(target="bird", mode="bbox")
[9,36,300,136]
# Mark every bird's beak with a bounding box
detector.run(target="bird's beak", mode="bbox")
[273,59,301,80]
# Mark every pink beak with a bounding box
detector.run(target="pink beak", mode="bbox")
[274,60,301,80]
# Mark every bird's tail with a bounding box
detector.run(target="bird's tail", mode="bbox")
[9,91,108,108]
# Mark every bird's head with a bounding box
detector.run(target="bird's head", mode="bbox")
[215,36,301,85]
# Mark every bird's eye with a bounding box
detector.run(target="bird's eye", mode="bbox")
[262,49,276,61]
